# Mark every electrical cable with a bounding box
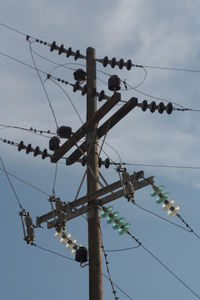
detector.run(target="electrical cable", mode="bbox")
[33,243,75,262]
[0,157,23,209]
[0,21,32,38]
[30,47,76,71]
[102,273,134,300]
[105,245,140,253]
[34,241,134,300]
[134,203,191,232]
[121,67,148,91]
[50,78,84,124]
[100,221,120,300]
[121,81,186,109]
[0,49,74,88]
[143,64,200,73]
[98,120,111,158]
[29,41,59,129]
[113,161,200,171]
[176,214,200,241]
[0,123,55,138]
[74,170,87,201]
[127,231,200,299]
[0,166,49,196]
[52,163,58,196]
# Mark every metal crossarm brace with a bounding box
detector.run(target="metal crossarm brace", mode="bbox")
[36,173,154,227]
[66,97,138,165]
[51,92,121,163]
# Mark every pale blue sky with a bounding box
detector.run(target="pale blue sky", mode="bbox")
[1,1,200,299]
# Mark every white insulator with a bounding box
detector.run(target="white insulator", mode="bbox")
[71,249,76,255]
[60,237,67,245]
[162,200,174,211]
[67,233,71,239]
[168,206,178,217]
[55,231,61,238]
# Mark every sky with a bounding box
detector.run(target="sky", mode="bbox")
[1,1,200,299]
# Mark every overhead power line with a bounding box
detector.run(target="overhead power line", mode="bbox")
[0,157,23,209]
[127,231,200,300]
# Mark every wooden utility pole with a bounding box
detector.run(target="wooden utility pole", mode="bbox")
[86,47,103,300]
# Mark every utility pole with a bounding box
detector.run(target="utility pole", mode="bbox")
[29,41,173,300]
[86,47,103,300]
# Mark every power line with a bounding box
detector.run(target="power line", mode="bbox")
[33,242,134,300]
[0,123,55,138]
[105,245,140,253]
[0,157,23,209]
[0,166,49,196]
[116,161,200,171]
[50,78,84,124]
[33,243,75,262]
[127,231,200,299]
[101,237,119,300]
[143,64,200,73]
[134,203,191,232]
[0,49,72,87]
[29,41,59,129]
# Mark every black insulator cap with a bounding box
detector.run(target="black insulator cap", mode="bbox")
[81,156,87,166]
[18,141,24,151]
[126,59,132,70]
[42,149,48,159]
[108,75,121,91]
[99,90,105,102]
[103,56,109,67]
[57,126,72,139]
[73,82,80,92]
[98,157,103,168]
[75,247,88,263]
[81,84,87,96]
[119,58,124,69]
[26,144,33,154]
[50,41,57,52]
[74,50,80,60]
[58,44,65,55]
[111,57,117,68]
[73,69,86,82]
[158,102,165,114]
[34,146,40,157]
[49,136,60,151]
[66,47,72,57]
[105,158,110,169]
[150,101,157,113]
[141,100,148,111]
[166,103,173,114]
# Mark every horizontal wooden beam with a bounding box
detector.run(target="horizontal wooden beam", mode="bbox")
[66,97,138,165]
[36,173,154,226]
[51,92,121,162]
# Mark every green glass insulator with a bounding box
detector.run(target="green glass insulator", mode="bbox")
[107,206,113,212]
[101,206,113,218]
[151,185,164,197]
[123,223,131,232]
[156,192,169,204]
[118,217,125,226]
[101,211,107,218]
[118,227,126,235]
[112,222,120,230]
[112,211,119,219]
[106,215,114,224]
